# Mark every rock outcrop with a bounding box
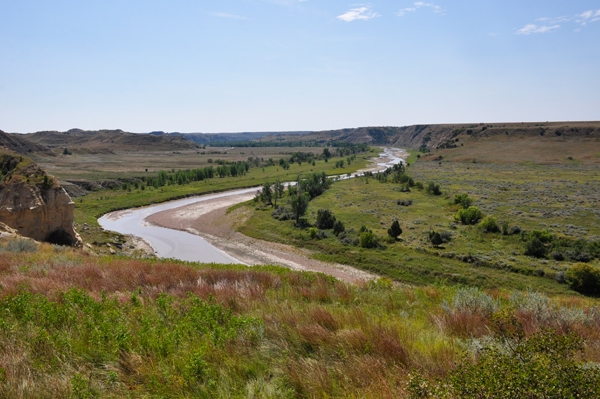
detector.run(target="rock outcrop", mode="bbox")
[0,153,82,247]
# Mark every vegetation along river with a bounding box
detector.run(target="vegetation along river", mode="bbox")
[99,148,406,264]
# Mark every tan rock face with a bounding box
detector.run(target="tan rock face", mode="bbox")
[0,154,82,247]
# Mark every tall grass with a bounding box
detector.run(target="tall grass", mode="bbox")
[0,243,598,397]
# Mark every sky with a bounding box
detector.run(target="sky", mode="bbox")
[1,0,599,133]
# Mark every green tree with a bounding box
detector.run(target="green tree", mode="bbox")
[260,182,273,206]
[333,220,345,236]
[429,231,443,248]
[289,192,310,225]
[359,231,378,248]
[272,180,285,209]
[388,221,402,240]
[525,237,547,258]
[316,209,336,229]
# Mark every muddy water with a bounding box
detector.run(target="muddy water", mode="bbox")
[98,147,406,264]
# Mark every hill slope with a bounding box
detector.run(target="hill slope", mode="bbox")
[22,129,199,153]
[0,130,55,156]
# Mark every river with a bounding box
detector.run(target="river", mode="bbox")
[98,147,406,264]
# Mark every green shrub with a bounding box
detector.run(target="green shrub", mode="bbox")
[529,230,553,244]
[524,237,547,258]
[425,182,442,195]
[453,193,473,209]
[454,207,483,225]
[308,228,319,239]
[479,216,500,233]
[359,231,378,248]
[316,209,336,229]
[566,263,600,296]
[429,231,443,248]
[333,220,345,236]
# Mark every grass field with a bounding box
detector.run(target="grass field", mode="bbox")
[238,159,600,295]
[31,146,337,181]
[0,238,598,398]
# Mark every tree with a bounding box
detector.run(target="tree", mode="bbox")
[260,181,273,206]
[429,231,443,248]
[454,193,473,209]
[333,220,345,236]
[289,192,310,225]
[272,180,285,209]
[426,182,442,195]
[454,206,484,225]
[323,147,331,160]
[388,221,402,240]
[316,209,336,229]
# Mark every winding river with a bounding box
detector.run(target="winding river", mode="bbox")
[99,148,406,264]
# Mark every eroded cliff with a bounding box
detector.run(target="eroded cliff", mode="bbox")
[0,153,82,246]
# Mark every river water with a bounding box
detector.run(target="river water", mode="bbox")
[98,147,406,264]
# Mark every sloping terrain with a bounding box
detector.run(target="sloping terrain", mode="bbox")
[256,122,600,152]
[150,131,310,144]
[0,130,55,156]
[22,129,199,153]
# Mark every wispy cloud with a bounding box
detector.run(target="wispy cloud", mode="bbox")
[337,5,379,22]
[517,9,600,35]
[209,12,248,20]
[576,9,600,24]
[516,24,560,35]
[397,2,445,17]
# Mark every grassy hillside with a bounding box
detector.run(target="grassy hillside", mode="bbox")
[238,159,600,296]
[0,237,598,398]
[0,130,55,157]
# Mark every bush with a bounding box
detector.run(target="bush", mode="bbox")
[333,220,345,236]
[308,228,319,239]
[524,237,547,258]
[5,238,38,253]
[359,231,378,249]
[529,230,553,244]
[397,199,413,206]
[454,207,483,225]
[426,182,442,195]
[271,206,294,221]
[447,329,600,398]
[429,231,443,248]
[316,209,336,229]
[454,193,473,209]
[479,216,500,233]
[566,263,600,296]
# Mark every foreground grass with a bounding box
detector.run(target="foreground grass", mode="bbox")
[239,160,600,295]
[0,239,599,398]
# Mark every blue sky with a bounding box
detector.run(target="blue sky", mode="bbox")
[1,1,599,133]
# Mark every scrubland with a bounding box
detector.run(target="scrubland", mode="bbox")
[0,238,599,398]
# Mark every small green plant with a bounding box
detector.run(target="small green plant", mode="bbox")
[429,231,443,248]
[5,238,38,253]
[308,227,319,239]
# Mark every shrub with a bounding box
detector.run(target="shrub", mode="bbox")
[316,209,336,229]
[479,216,500,233]
[429,231,443,248]
[524,237,547,258]
[442,287,500,318]
[529,230,553,244]
[415,181,424,190]
[308,228,319,239]
[454,207,483,225]
[454,193,473,209]
[271,206,294,221]
[501,220,510,235]
[388,221,402,239]
[333,220,345,236]
[397,198,413,206]
[426,182,442,195]
[448,329,600,398]
[359,231,378,249]
[566,263,600,296]
[5,238,38,253]
[508,225,521,235]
